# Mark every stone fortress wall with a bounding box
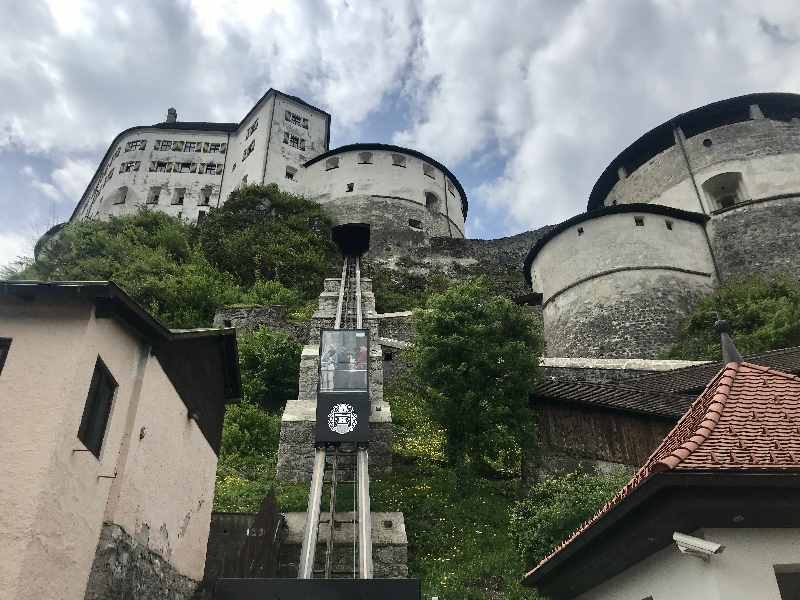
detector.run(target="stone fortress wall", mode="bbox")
[528,93,800,359]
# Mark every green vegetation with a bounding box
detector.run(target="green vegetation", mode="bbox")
[411,278,542,474]
[238,329,301,411]
[667,274,800,359]
[370,263,450,313]
[508,469,630,568]
[15,184,336,329]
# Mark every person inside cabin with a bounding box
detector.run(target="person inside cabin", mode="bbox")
[321,345,337,390]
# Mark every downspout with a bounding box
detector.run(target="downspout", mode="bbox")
[674,124,722,282]
[261,95,277,185]
[216,131,230,208]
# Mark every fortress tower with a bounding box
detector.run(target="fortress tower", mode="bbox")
[526,93,800,359]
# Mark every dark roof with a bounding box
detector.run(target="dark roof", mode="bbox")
[525,361,800,597]
[588,92,800,211]
[304,143,469,220]
[0,281,241,454]
[522,203,709,285]
[532,379,691,419]
[69,88,331,222]
[629,345,800,394]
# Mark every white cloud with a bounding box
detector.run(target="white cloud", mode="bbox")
[0,232,33,271]
[51,158,95,202]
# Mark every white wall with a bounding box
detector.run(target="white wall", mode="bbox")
[576,528,800,600]
[301,149,466,236]
[530,211,714,303]
[0,296,220,598]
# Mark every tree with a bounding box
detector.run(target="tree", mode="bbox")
[509,469,630,567]
[238,328,302,410]
[198,183,339,299]
[411,277,542,474]
[667,274,800,359]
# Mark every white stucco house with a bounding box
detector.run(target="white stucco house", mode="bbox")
[0,281,240,600]
[524,333,800,600]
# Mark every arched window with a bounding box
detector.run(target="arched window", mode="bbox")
[702,172,746,210]
[425,192,440,214]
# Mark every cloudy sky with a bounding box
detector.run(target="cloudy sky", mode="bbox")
[2,0,800,268]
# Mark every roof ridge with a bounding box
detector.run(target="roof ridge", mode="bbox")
[652,363,740,472]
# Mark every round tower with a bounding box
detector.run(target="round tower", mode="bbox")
[589,92,800,281]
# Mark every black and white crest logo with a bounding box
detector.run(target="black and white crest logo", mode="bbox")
[327,403,358,435]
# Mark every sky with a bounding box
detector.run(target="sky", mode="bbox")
[2,0,800,268]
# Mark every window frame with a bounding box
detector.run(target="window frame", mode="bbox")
[77,356,118,458]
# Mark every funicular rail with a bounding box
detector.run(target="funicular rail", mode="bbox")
[298,255,372,580]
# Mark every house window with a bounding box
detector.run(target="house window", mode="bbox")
[425,192,440,214]
[242,140,255,161]
[326,157,340,170]
[665,219,674,230]
[423,164,435,179]
[346,183,354,192]
[147,187,161,204]
[391,154,407,167]
[77,357,118,458]
[0,338,11,375]
[634,216,645,226]
[173,188,186,205]
[246,119,259,138]
[285,110,309,129]
[775,565,800,599]
[408,218,423,229]
[702,172,747,210]
[199,186,212,206]
[112,187,128,205]
[283,132,306,150]
[358,152,373,164]
[285,166,297,180]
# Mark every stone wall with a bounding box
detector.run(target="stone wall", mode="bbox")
[543,269,714,359]
[84,523,199,600]
[708,195,800,282]
[212,304,310,344]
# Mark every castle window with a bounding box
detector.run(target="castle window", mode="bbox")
[702,138,713,148]
[206,162,219,175]
[285,166,297,180]
[147,187,161,204]
[447,181,456,196]
[0,338,11,376]
[118,161,140,173]
[391,154,407,167]
[156,140,172,151]
[358,152,373,164]
[634,216,645,226]
[179,162,193,173]
[425,192,440,214]
[423,163,435,179]
[577,227,584,236]
[665,219,673,230]
[172,141,185,152]
[219,143,227,154]
[346,183,354,192]
[702,172,746,210]
[77,356,118,458]
[242,140,255,161]
[173,188,186,205]
[246,119,259,138]
[112,146,121,159]
[408,218,423,229]
[197,210,207,224]
[285,110,309,129]
[326,157,340,171]
[283,132,306,150]
[383,351,393,362]
[112,186,128,205]
[199,186,212,206]
[124,139,147,152]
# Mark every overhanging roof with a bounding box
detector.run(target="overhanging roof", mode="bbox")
[0,280,241,454]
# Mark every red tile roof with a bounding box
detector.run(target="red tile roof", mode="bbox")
[525,361,800,582]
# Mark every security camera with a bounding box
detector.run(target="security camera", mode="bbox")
[673,532,725,559]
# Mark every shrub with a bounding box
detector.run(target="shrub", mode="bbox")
[238,328,301,410]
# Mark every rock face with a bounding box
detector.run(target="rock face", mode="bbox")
[84,523,199,600]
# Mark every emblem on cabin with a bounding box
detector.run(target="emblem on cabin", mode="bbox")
[328,403,358,435]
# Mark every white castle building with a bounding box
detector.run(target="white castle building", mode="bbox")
[69,88,467,242]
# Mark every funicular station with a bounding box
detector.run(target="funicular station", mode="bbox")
[216,226,419,599]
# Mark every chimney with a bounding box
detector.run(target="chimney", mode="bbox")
[714,319,743,364]
[166,107,178,123]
